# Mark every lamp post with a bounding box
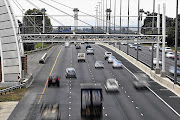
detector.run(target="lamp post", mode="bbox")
[106,8,112,34]
[41,8,46,49]
[174,0,178,84]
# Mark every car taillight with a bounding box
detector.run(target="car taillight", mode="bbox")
[48,77,50,81]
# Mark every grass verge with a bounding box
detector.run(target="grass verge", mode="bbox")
[0,87,28,102]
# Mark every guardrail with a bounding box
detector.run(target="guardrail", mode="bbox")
[24,44,54,54]
[39,53,48,64]
[0,74,34,95]
[0,83,25,95]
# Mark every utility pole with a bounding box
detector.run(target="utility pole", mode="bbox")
[155,4,160,74]
[41,8,46,49]
[114,0,116,33]
[160,3,166,77]
[120,0,122,33]
[174,0,178,84]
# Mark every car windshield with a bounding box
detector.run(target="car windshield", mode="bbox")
[115,61,121,64]
[97,61,103,64]
[68,69,75,73]
[110,56,115,59]
[79,54,84,57]
[108,80,117,86]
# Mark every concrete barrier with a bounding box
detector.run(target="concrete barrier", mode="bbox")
[96,42,180,97]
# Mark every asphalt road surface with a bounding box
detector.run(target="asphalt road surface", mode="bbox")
[8,44,180,120]
[115,44,180,82]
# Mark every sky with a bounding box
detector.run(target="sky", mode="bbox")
[9,0,179,27]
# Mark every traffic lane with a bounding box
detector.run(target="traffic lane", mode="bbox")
[26,46,65,120]
[118,44,180,82]
[74,44,127,120]
[95,45,180,120]
[87,45,143,120]
[8,45,62,120]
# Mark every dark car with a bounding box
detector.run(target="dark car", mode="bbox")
[65,68,76,78]
[86,45,91,49]
[40,103,61,120]
[48,75,60,87]
[76,45,81,49]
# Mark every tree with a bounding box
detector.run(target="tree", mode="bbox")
[22,8,52,34]
[142,12,175,47]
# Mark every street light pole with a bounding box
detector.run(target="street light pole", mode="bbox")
[120,0,122,33]
[114,0,116,33]
[41,8,46,49]
[174,0,178,84]
[160,3,166,77]
[155,4,160,74]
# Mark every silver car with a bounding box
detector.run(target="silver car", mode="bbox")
[133,73,150,89]
[65,68,76,78]
[108,56,116,63]
[87,48,94,55]
[105,78,119,92]
[112,60,123,68]
[95,61,104,68]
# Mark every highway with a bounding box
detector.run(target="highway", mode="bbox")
[9,44,180,120]
[116,44,180,82]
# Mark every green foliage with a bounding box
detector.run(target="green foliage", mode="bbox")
[142,12,179,47]
[23,8,52,33]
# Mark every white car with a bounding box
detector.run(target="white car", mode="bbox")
[129,44,136,48]
[105,78,119,92]
[95,61,104,68]
[165,47,172,53]
[108,56,116,63]
[87,48,94,55]
[166,52,174,58]
[112,60,123,68]
[104,52,112,60]
[153,58,162,65]
[133,73,150,89]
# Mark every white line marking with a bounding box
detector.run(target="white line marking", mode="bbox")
[69,114,71,117]
[92,78,94,79]
[160,89,169,91]
[69,102,71,104]
[141,113,143,116]
[69,96,71,98]
[103,107,105,109]
[70,92,71,94]
[69,107,71,110]
[128,96,130,98]
[136,107,139,109]
[132,101,134,103]
[125,91,126,93]
[122,63,180,117]
[105,114,108,116]
[169,96,180,98]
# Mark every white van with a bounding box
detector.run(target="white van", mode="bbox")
[77,53,86,62]
[65,42,70,48]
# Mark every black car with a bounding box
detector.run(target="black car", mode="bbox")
[76,45,81,49]
[48,75,60,87]
[65,68,77,78]
[86,45,91,49]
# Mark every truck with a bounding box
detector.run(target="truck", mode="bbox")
[81,83,103,118]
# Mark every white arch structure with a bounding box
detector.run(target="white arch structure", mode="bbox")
[0,0,24,82]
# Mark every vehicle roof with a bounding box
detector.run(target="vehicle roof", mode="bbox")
[96,61,103,63]
[81,83,102,89]
[66,68,75,71]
